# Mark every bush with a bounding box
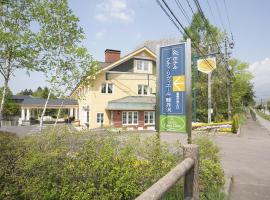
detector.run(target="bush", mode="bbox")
[232,114,240,133]
[194,137,225,200]
[0,129,225,200]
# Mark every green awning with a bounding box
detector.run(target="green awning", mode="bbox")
[106,96,155,111]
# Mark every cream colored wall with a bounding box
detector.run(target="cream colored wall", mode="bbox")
[75,50,156,129]
[85,72,156,129]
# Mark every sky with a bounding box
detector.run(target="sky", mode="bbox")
[4,0,270,101]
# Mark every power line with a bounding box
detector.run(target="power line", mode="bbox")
[155,0,184,35]
[213,0,226,31]
[174,0,191,25]
[223,0,234,40]
[192,0,222,54]
[206,0,218,27]
[158,0,215,69]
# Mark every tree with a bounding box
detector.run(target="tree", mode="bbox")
[33,0,98,130]
[183,13,254,122]
[0,0,37,125]
[17,89,33,96]
[0,87,19,118]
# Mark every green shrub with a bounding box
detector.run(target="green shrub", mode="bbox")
[0,128,225,200]
[194,137,225,200]
[232,114,240,133]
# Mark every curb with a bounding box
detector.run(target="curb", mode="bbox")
[222,174,233,199]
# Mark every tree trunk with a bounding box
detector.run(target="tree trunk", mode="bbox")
[0,79,9,127]
[54,101,63,127]
[39,89,52,131]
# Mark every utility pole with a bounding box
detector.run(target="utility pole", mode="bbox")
[225,36,232,121]
[208,71,212,123]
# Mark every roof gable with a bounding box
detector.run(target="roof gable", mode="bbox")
[103,47,156,71]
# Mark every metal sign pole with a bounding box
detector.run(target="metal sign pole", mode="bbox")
[155,45,161,136]
[185,39,192,144]
[208,72,212,123]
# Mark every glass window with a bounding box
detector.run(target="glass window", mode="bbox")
[122,112,127,124]
[108,83,113,93]
[101,83,106,93]
[138,85,148,95]
[138,85,142,95]
[101,83,113,94]
[97,113,104,123]
[128,112,132,124]
[133,112,138,124]
[136,60,149,71]
[122,111,138,125]
[144,111,155,125]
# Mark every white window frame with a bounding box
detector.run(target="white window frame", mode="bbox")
[138,84,148,96]
[97,113,104,124]
[136,60,150,72]
[101,83,113,94]
[144,111,155,125]
[122,111,138,125]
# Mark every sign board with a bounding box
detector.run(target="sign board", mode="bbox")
[158,43,187,132]
[197,57,216,74]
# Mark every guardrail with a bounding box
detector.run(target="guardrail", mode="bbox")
[135,144,199,200]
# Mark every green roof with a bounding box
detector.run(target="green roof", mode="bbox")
[106,96,155,110]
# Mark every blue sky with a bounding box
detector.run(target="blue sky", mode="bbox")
[5,0,270,99]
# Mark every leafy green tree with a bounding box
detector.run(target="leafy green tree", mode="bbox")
[183,13,254,122]
[230,59,254,113]
[17,89,33,96]
[0,87,19,117]
[0,0,37,125]
[32,0,98,130]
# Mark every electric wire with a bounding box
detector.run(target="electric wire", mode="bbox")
[213,0,226,31]
[158,0,215,69]
[174,0,191,25]
[223,0,234,41]
[206,0,218,28]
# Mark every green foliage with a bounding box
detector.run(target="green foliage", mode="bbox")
[194,137,225,199]
[183,13,254,122]
[232,114,239,133]
[0,129,182,200]
[256,110,270,121]
[0,129,226,200]
[0,87,19,117]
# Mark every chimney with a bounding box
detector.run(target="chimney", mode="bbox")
[105,49,121,63]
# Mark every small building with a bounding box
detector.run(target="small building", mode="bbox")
[71,47,157,130]
[13,95,79,125]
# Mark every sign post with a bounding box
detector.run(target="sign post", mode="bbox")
[156,39,192,143]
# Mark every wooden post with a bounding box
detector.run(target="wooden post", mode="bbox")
[183,144,199,200]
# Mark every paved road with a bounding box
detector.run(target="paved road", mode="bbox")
[215,115,270,200]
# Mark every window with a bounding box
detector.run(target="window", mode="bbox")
[136,60,149,71]
[101,83,113,94]
[138,85,148,95]
[144,111,155,125]
[97,113,104,124]
[86,111,89,123]
[122,111,138,125]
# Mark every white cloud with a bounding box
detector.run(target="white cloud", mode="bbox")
[95,30,106,39]
[249,57,270,100]
[95,0,135,23]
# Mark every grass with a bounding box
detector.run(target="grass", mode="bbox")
[256,110,270,121]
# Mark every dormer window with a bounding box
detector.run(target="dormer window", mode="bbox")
[136,60,149,72]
